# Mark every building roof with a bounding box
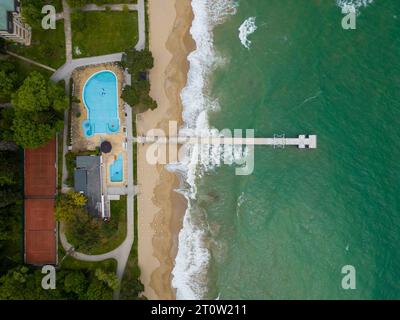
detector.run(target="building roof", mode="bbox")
[74,156,102,217]
[74,169,87,194]
[0,0,16,31]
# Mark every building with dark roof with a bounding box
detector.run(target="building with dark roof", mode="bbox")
[74,155,105,218]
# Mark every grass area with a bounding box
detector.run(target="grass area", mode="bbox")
[7,20,66,69]
[58,245,117,272]
[68,0,137,8]
[71,11,138,58]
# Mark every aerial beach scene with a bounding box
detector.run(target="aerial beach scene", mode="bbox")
[0,0,400,309]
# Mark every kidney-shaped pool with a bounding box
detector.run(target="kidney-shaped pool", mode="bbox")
[82,70,120,137]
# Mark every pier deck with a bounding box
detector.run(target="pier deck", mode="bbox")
[134,135,317,149]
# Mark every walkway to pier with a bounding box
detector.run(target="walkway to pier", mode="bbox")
[134,135,317,149]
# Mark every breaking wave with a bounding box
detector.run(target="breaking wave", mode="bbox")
[169,0,238,300]
[336,0,374,13]
[239,17,257,49]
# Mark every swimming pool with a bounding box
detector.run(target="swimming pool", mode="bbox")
[110,154,123,182]
[82,70,120,137]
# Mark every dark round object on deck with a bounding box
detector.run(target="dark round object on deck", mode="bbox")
[100,141,112,154]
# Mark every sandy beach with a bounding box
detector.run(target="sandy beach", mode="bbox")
[137,0,194,300]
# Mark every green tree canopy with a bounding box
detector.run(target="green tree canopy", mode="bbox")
[95,268,120,291]
[86,278,113,300]
[121,49,154,76]
[56,192,87,223]
[0,61,19,98]
[63,271,88,298]
[0,152,18,186]
[0,266,63,300]
[11,72,68,148]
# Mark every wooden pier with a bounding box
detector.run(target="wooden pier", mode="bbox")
[134,135,317,149]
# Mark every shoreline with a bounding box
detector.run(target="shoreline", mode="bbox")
[137,0,195,300]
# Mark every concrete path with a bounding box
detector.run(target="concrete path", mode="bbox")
[60,107,136,299]
[51,52,123,83]
[56,12,64,21]
[135,0,146,50]
[6,51,56,72]
[62,0,73,62]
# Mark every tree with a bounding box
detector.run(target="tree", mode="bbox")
[11,72,68,148]
[0,61,18,98]
[120,50,157,111]
[121,82,157,111]
[86,278,113,300]
[0,190,21,210]
[0,108,15,142]
[55,192,87,223]
[121,49,154,75]
[63,271,88,298]
[0,152,18,186]
[95,269,120,291]
[0,266,63,300]
[121,85,139,107]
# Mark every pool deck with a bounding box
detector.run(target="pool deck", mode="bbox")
[71,64,128,189]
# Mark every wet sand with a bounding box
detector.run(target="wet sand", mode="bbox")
[137,0,195,300]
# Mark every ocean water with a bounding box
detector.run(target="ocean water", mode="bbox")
[172,0,400,299]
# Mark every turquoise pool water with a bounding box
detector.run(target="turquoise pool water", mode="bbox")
[110,154,123,182]
[82,70,120,137]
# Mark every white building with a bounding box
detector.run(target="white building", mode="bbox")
[0,0,31,46]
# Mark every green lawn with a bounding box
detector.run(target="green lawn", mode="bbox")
[71,11,138,58]
[7,21,66,69]
[59,246,117,272]
[68,0,137,8]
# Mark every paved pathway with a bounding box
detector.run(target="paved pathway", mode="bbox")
[62,0,73,62]
[135,0,146,50]
[6,51,56,72]
[51,52,123,83]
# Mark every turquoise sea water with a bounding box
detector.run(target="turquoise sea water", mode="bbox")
[82,70,120,137]
[173,0,400,299]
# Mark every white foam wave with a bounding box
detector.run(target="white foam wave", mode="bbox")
[171,0,238,300]
[336,0,374,13]
[239,17,257,49]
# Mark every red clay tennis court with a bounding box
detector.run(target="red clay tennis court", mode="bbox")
[24,139,57,265]
[24,139,56,197]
